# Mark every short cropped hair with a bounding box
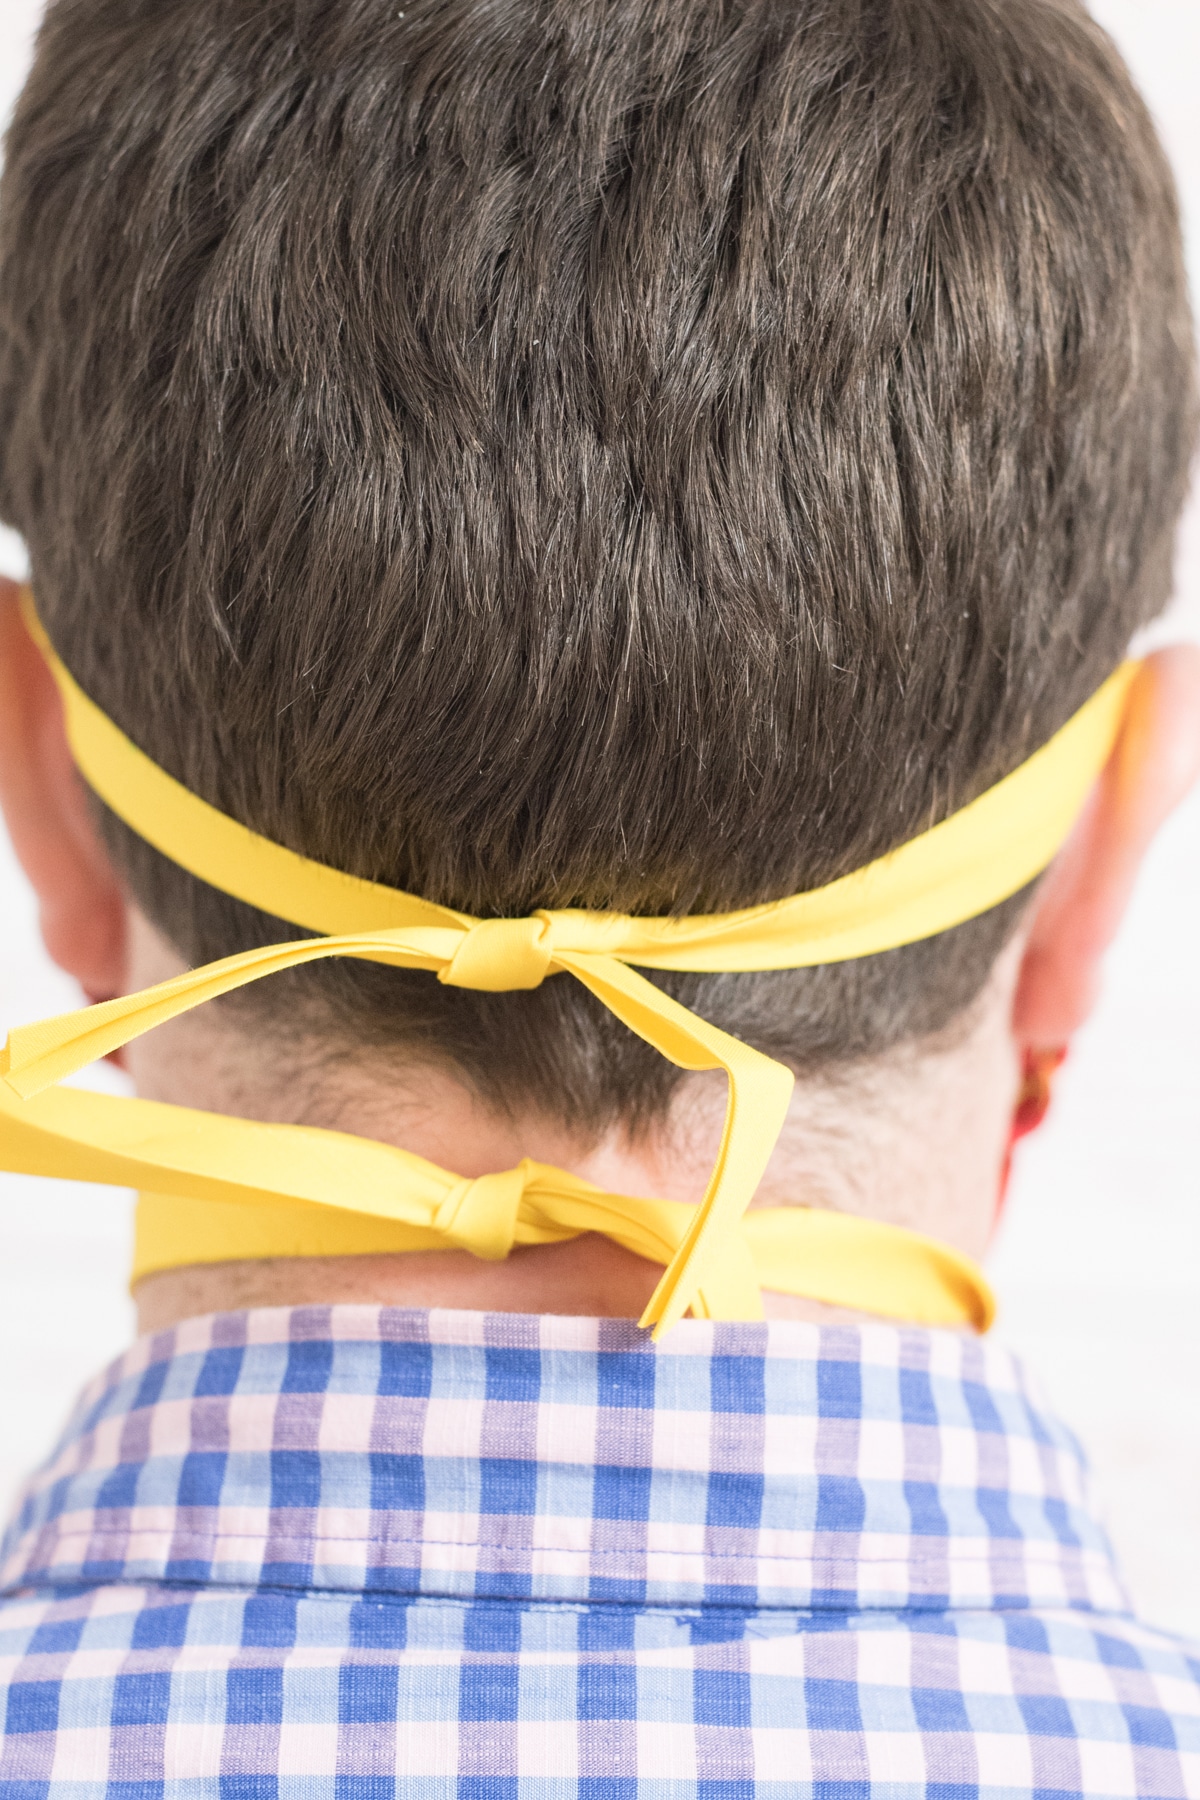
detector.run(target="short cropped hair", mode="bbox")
[0,0,1194,1130]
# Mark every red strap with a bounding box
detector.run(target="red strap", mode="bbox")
[996,1047,1067,1220]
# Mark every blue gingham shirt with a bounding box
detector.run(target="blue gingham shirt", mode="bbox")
[1,1305,1197,1796]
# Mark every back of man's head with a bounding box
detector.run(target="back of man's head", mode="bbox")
[0,0,1193,1132]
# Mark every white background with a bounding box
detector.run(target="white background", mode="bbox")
[0,2,1198,1634]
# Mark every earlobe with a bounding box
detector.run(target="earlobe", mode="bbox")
[0,577,128,998]
[1012,645,1200,1048]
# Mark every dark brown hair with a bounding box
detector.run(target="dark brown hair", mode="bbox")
[0,0,1194,1129]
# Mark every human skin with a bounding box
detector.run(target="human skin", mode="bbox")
[1,575,1198,1332]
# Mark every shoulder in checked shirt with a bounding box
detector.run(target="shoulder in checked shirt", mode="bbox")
[0,1304,1198,1799]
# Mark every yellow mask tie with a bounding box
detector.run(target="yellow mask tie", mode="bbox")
[0,1079,991,1327]
[1,588,1138,1335]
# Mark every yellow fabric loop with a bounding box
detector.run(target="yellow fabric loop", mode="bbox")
[440,914,555,990]
[20,588,1136,973]
[432,1169,528,1259]
[0,588,1139,1337]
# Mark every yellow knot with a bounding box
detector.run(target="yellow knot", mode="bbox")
[438,913,555,991]
[433,1166,528,1259]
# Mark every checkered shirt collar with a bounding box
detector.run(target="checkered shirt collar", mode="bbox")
[0,1306,1126,1616]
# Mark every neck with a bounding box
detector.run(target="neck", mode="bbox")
[124,914,1023,1334]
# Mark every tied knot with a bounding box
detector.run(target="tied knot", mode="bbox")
[439,913,554,991]
[433,1166,528,1260]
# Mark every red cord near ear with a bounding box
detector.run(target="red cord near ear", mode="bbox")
[996,1047,1067,1220]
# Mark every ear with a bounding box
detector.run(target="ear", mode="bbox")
[0,576,128,999]
[1013,645,1200,1048]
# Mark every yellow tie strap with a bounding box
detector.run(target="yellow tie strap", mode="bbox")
[0,1076,992,1328]
[1,588,1138,1334]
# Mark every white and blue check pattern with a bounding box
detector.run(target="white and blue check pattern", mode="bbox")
[0,1305,1197,1796]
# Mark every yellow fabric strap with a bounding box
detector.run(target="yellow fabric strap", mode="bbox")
[0,1076,992,1328]
[1,589,1137,1333]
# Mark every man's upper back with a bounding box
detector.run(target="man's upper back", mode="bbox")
[2,1306,1197,1797]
